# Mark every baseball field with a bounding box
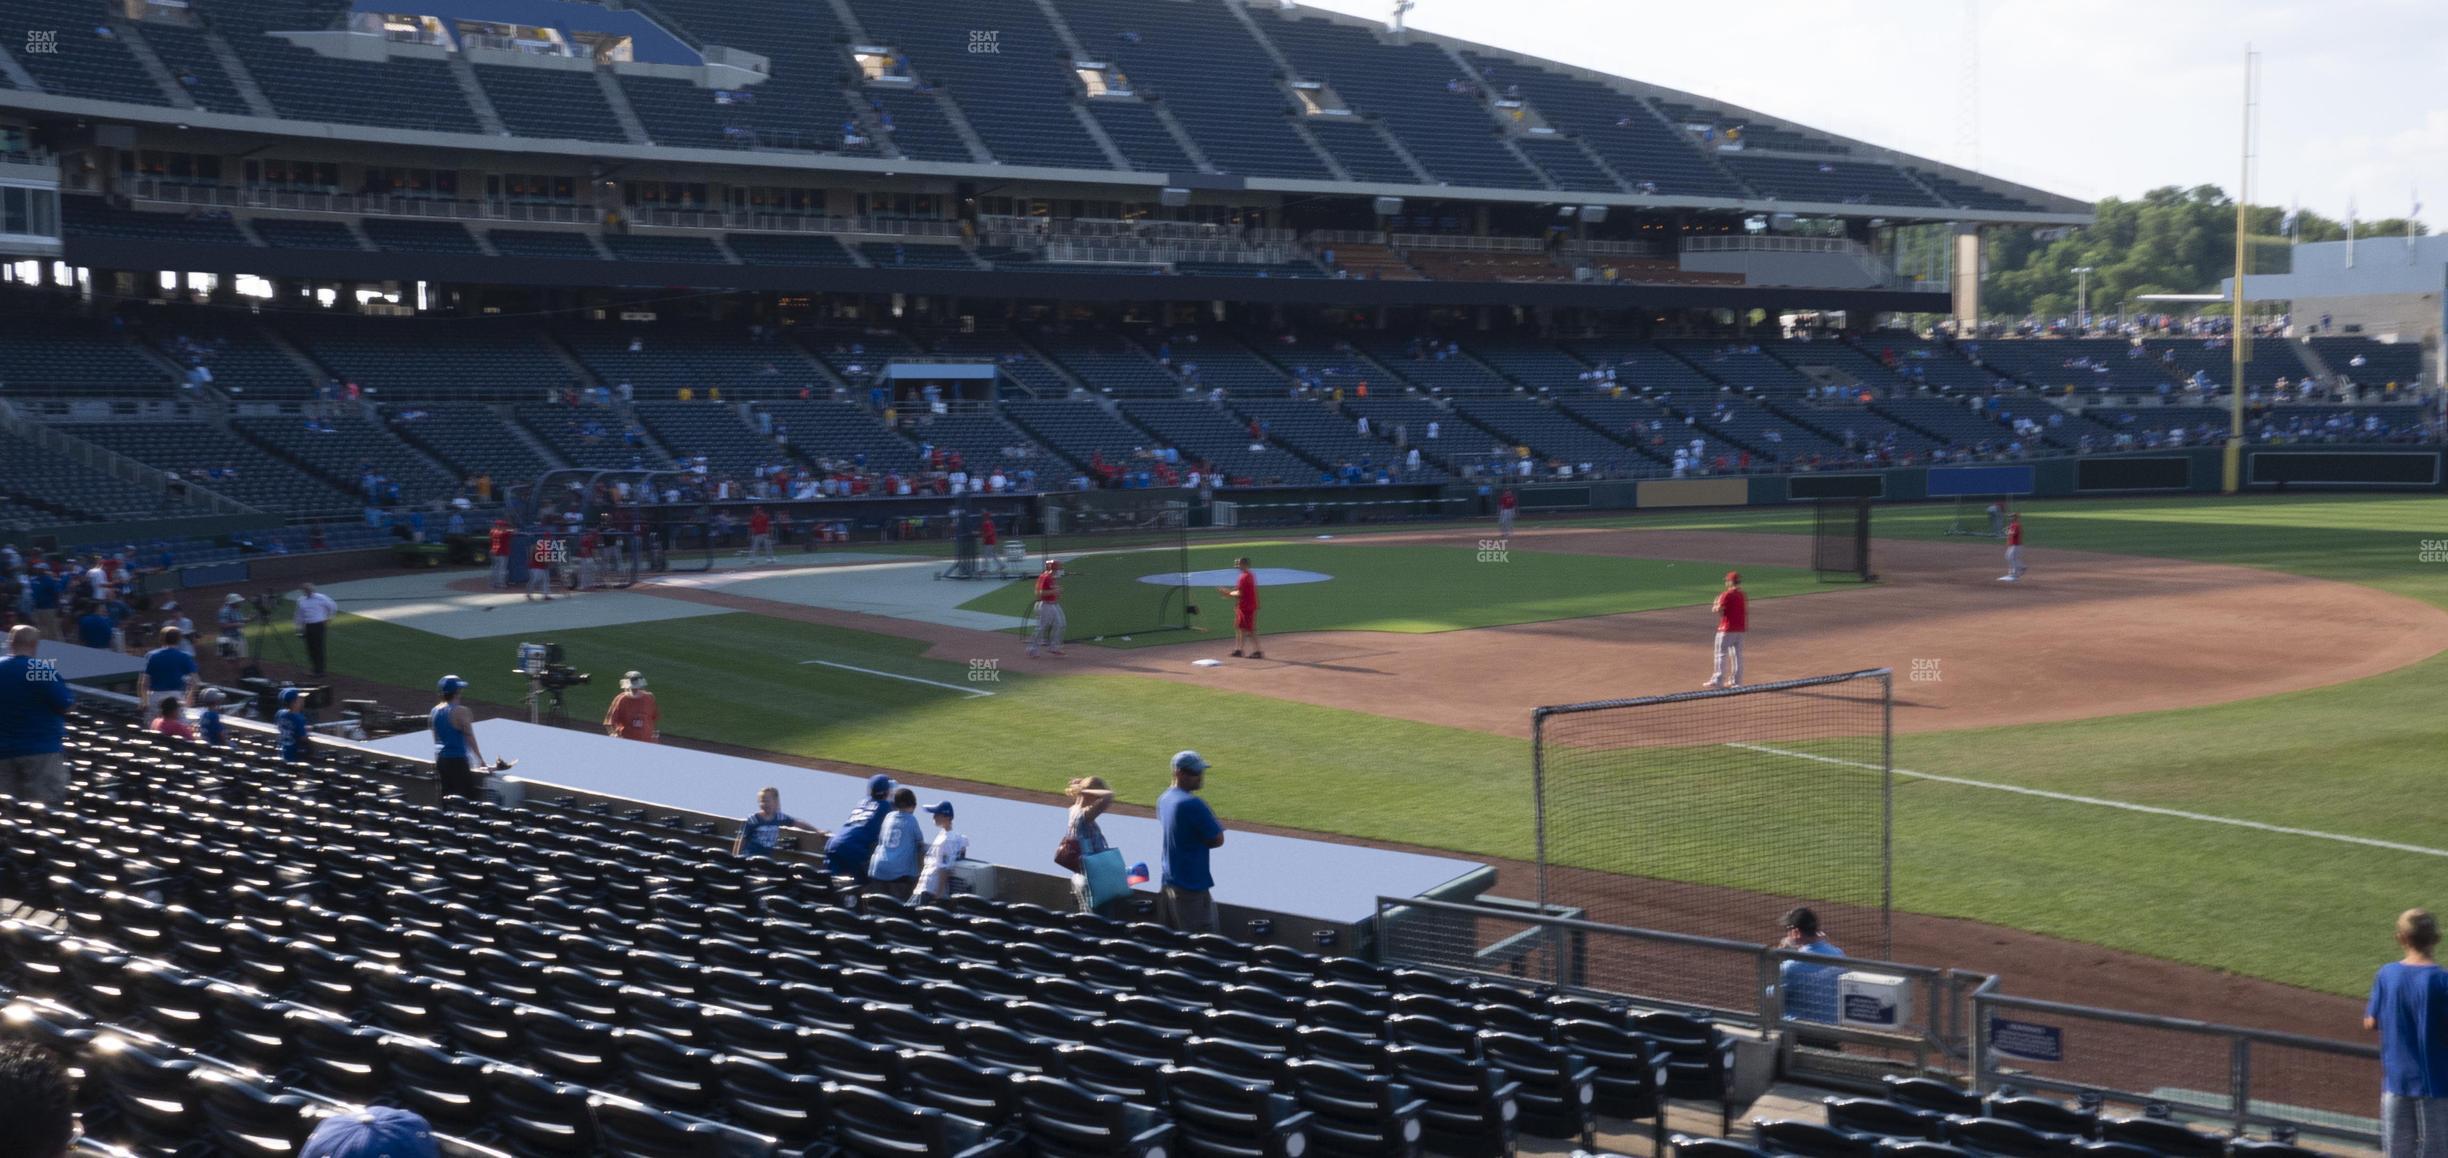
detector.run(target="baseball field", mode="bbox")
[277,492,2448,1030]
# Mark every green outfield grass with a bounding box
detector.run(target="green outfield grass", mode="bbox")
[952,541,1824,645]
[311,493,2448,995]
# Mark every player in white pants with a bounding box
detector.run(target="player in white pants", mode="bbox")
[1999,513,2026,582]
[1702,571,1747,688]
[1027,560,1066,656]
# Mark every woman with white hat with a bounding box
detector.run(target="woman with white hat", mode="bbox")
[604,670,659,743]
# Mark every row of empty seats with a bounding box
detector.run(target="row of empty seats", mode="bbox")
[0,707,1751,1156]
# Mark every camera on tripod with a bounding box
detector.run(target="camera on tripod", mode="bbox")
[514,642,590,723]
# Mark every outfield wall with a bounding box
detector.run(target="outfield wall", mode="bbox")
[1459,445,2444,515]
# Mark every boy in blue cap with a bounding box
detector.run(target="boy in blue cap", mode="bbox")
[913,800,967,904]
[276,688,311,763]
[196,687,228,748]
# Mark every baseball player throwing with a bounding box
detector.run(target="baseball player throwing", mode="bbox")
[1028,559,1066,657]
[1998,513,2025,582]
[1701,570,1746,689]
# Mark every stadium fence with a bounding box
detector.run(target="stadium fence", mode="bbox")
[1943,494,2014,538]
[1532,669,1894,956]
[1970,985,2381,1144]
[1210,495,1472,528]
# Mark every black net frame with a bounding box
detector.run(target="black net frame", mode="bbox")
[1531,668,1894,975]
[1032,493,1195,642]
[1813,498,1874,581]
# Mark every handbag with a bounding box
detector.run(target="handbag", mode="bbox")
[1053,822,1083,874]
[1079,848,1128,908]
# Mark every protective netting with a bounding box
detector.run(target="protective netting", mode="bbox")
[1533,669,1893,958]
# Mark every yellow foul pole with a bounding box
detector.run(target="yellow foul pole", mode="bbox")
[2223,48,2255,493]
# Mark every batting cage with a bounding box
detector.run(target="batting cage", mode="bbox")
[1527,669,1894,990]
[1029,493,1195,643]
[1813,498,1875,581]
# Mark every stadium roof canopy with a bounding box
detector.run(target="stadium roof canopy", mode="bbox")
[0,0,2087,227]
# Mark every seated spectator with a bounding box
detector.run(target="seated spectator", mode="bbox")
[151,695,195,741]
[1774,906,1848,1023]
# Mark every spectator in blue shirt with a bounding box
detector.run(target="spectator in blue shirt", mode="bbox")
[866,787,924,895]
[822,774,896,882]
[28,568,59,632]
[276,688,311,763]
[1774,906,1849,1024]
[196,687,227,748]
[733,785,826,857]
[1156,750,1225,935]
[2367,908,2448,1158]
[75,604,114,650]
[0,625,75,803]
[140,626,198,708]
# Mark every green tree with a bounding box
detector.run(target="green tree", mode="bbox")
[1978,187,2428,319]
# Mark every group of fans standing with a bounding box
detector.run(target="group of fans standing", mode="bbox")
[0,544,250,667]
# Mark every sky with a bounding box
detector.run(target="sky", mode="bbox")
[1282,0,2448,228]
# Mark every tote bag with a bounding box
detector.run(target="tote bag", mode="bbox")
[1080,848,1129,909]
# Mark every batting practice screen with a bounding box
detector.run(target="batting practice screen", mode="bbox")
[1033,494,1194,642]
[1532,669,1893,958]
[1813,498,1873,581]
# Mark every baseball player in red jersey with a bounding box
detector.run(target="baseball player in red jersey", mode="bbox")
[487,519,513,588]
[1701,570,1746,688]
[747,506,776,563]
[979,513,1001,576]
[1028,560,1066,657]
[1998,513,2025,582]
[1219,556,1262,659]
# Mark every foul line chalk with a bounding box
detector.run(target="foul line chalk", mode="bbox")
[800,659,994,697]
[1728,742,2448,859]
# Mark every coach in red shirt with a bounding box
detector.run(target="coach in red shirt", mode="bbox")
[1703,571,1746,689]
[1220,556,1262,659]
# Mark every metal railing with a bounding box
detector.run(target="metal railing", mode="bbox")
[1683,234,1871,256]
[1970,989,2380,1145]
[1375,895,2382,1143]
[1376,894,1770,1022]
[1392,233,1546,254]
[1565,238,1666,257]
[1303,228,1390,246]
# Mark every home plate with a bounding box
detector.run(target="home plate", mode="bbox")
[1192,659,1223,668]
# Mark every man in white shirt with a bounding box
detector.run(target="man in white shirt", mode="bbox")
[914,801,967,903]
[293,581,338,675]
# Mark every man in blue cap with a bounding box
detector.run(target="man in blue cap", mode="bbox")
[1157,750,1226,934]
[823,773,897,884]
[429,675,487,800]
[300,1106,439,1158]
